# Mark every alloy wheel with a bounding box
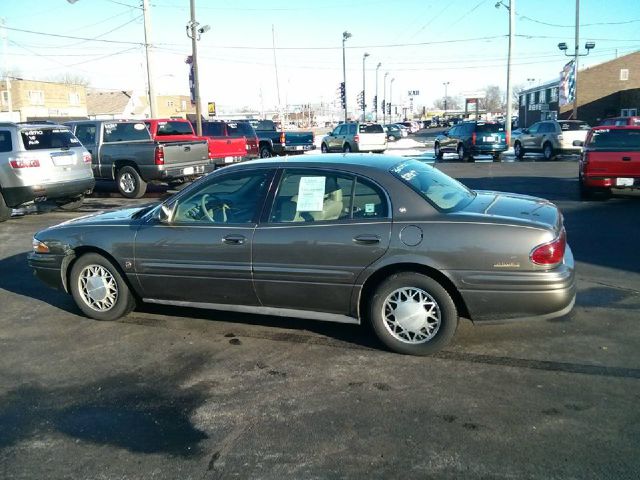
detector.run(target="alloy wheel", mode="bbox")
[119,172,136,194]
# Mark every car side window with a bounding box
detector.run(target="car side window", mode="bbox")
[336,125,346,135]
[75,124,97,145]
[529,123,540,134]
[352,177,389,219]
[270,170,354,223]
[348,124,357,135]
[172,170,271,224]
[450,126,459,136]
[0,130,12,153]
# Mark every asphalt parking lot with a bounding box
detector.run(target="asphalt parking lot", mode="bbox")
[1,160,639,479]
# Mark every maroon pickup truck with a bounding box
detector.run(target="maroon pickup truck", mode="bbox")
[579,126,640,199]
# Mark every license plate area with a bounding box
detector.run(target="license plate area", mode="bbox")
[615,177,634,187]
[183,166,195,175]
[51,154,75,166]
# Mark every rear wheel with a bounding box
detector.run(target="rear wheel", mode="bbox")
[543,142,555,161]
[514,141,524,159]
[343,143,352,153]
[434,142,443,159]
[0,192,11,222]
[492,153,501,162]
[457,144,468,162]
[116,166,146,199]
[259,145,272,158]
[69,253,136,321]
[369,272,458,355]
[388,134,396,142]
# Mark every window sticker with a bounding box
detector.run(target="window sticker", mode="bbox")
[296,176,325,212]
[134,123,146,130]
[365,203,375,214]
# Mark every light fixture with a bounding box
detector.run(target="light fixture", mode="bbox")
[557,42,568,51]
[585,41,595,50]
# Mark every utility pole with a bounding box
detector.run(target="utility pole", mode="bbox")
[186,0,208,136]
[272,25,282,127]
[375,62,381,122]
[383,72,389,125]
[443,81,450,114]
[342,31,351,123]
[390,78,395,123]
[362,52,369,120]
[505,0,515,147]
[142,0,157,118]
[573,0,579,120]
[0,18,13,116]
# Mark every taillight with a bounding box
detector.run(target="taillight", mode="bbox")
[82,152,92,164]
[471,132,476,145]
[10,158,40,168]
[279,132,286,144]
[582,151,590,166]
[154,146,165,165]
[354,134,360,143]
[530,229,566,266]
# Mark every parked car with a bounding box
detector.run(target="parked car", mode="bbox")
[398,122,418,134]
[197,121,250,168]
[28,155,575,356]
[227,120,260,160]
[578,126,640,199]
[422,120,432,129]
[0,122,95,221]
[384,124,403,142]
[253,119,315,158]
[321,122,387,153]
[434,121,507,162]
[514,120,590,160]
[598,116,640,127]
[66,120,209,198]
[393,124,410,137]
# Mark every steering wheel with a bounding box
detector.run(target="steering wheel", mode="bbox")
[201,194,230,222]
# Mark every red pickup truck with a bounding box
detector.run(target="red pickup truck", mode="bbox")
[199,121,256,167]
[579,126,640,199]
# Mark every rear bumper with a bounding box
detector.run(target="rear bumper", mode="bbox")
[282,144,315,153]
[2,177,95,208]
[557,147,582,155]
[470,145,508,155]
[354,144,387,152]
[451,245,576,323]
[584,176,640,189]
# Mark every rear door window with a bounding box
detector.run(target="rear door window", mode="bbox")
[20,128,81,150]
[0,130,13,153]
[559,121,590,131]
[74,124,97,145]
[102,122,149,143]
[352,177,389,219]
[358,124,384,134]
[347,124,357,135]
[226,122,256,137]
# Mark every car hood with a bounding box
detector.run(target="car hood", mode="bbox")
[453,190,561,232]
[54,204,157,228]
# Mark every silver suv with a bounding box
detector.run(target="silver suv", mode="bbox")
[321,122,387,153]
[0,122,95,222]
[514,120,591,160]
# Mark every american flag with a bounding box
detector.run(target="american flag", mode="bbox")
[559,60,576,107]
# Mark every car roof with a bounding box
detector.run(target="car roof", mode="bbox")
[5,122,68,129]
[592,125,640,130]
[227,153,406,172]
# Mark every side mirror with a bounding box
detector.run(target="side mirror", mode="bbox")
[158,204,173,224]
[573,140,584,147]
[328,131,334,136]
[443,131,449,136]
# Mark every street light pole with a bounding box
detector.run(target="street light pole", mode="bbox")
[390,78,395,123]
[443,81,449,113]
[573,0,579,120]
[342,31,351,123]
[383,72,389,125]
[186,0,209,136]
[142,0,157,118]
[505,0,515,147]
[362,52,369,120]
[375,62,381,122]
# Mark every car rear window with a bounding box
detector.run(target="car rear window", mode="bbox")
[103,122,149,142]
[559,121,590,131]
[359,124,383,134]
[587,129,640,151]
[476,123,504,133]
[154,121,194,136]
[0,130,12,152]
[255,120,276,131]
[227,122,256,137]
[20,128,81,150]
[390,160,476,212]
[202,122,226,136]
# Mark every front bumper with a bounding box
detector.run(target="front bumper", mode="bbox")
[2,177,95,208]
[451,245,576,323]
[28,252,68,292]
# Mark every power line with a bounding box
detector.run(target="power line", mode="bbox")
[104,0,142,9]
[520,16,640,28]
[3,26,142,45]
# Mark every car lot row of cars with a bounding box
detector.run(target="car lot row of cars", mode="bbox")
[0,118,316,221]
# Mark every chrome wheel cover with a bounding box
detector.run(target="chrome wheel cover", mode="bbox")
[457,145,464,160]
[382,287,441,344]
[434,144,440,156]
[119,172,136,194]
[78,264,118,312]
[514,143,521,156]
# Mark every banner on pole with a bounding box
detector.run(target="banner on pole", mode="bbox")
[559,60,576,107]
[186,55,195,106]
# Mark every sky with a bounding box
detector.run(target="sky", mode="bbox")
[2,0,639,113]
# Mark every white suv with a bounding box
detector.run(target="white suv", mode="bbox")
[321,122,387,153]
[0,122,95,222]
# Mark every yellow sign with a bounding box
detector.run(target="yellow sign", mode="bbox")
[207,102,216,116]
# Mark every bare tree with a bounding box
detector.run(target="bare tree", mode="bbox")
[49,73,91,86]
[479,85,504,112]
[433,96,460,110]
[512,83,526,110]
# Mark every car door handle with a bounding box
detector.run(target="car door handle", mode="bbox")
[622,156,631,161]
[353,234,380,245]
[222,234,246,245]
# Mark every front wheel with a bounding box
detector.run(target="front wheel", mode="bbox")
[388,135,396,142]
[69,253,136,321]
[0,192,12,222]
[434,143,443,159]
[116,166,147,199]
[321,143,328,153]
[514,141,524,159]
[542,142,555,161]
[369,273,458,355]
[457,144,469,162]
[343,143,352,153]
[259,145,272,158]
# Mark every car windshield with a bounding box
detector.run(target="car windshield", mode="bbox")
[559,121,590,131]
[20,127,81,150]
[390,160,476,212]
[588,129,640,151]
[359,124,384,133]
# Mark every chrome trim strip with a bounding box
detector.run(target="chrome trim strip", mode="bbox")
[392,220,547,231]
[143,298,360,325]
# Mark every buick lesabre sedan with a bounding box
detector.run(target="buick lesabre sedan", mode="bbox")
[28,155,575,355]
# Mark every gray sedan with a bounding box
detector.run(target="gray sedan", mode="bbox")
[28,155,575,355]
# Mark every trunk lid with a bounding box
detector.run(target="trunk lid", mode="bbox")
[583,127,640,178]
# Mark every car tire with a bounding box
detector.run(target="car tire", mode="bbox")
[369,272,458,356]
[0,192,12,223]
[388,135,396,142]
[260,145,272,158]
[434,143,443,159]
[116,166,147,199]
[457,144,468,162]
[493,153,501,162]
[514,141,524,159]
[69,253,136,321]
[542,142,555,161]
[321,143,328,153]
[56,196,84,211]
[343,143,352,153]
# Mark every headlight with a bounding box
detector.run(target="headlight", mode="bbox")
[32,238,50,254]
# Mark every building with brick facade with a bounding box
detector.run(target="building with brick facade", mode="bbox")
[0,78,87,122]
[86,90,195,119]
[518,50,640,127]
